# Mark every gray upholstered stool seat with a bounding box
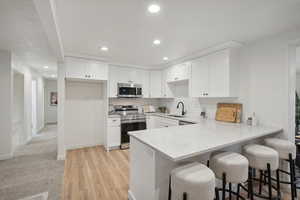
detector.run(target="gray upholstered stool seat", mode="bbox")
[171,162,216,200]
[243,144,279,170]
[264,138,297,160]
[210,152,249,183]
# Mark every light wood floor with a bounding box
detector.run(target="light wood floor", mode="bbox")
[63,146,292,200]
[63,146,129,200]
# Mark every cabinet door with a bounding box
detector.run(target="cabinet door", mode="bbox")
[208,50,229,97]
[65,57,87,79]
[175,63,190,81]
[162,69,173,97]
[107,126,121,147]
[146,116,155,129]
[87,61,108,80]
[191,57,209,97]
[150,71,162,98]
[108,66,130,97]
[134,70,149,98]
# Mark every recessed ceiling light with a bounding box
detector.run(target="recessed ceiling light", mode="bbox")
[101,46,108,51]
[44,66,49,69]
[153,39,161,45]
[163,57,169,61]
[148,4,161,14]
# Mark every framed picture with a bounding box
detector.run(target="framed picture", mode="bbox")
[50,92,58,106]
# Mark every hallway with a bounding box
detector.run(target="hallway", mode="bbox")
[0,125,64,200]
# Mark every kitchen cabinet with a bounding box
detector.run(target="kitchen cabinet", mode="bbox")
[190,48,239,98]
[156,117,179,128]
[108,66,149,98]
[147,115,179,129]
[162,64,190,98]
[166,63,191,83]
[162,69,173,98]
[149,71,163,98]
[146,116,155,129]
[65,57,108,81]
[106,118,121,150]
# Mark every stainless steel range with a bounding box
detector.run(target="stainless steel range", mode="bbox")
[114,105,146,149]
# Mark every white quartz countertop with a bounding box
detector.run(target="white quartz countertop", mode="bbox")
[129,120,282,162]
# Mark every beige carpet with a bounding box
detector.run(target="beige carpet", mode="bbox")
[0,125,64,200]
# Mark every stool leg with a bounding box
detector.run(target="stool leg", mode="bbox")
[183,192,187,200]
[168,175,172,200]
[248,167,254,200]
[267,163,272,200]
[293,159,298,198]
[215,188,220,200]
[276,169,281,199]
[207,160,210,167]
[237,184,240,200]
[222,173,226,200]
[229,183,232,200]
[259,170,263,195]
[289,154,295,200]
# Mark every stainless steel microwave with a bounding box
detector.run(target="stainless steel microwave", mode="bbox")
[117,83,143,98]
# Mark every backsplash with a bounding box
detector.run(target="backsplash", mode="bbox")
[109,97,239,120]
[158,97,239,120]
[109,98,160,108]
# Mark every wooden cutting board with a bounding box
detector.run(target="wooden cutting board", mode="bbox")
[215,103,242,123]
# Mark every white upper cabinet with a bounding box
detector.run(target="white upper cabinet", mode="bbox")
[149,71,162,98]
[108,66,150,98]
[190,48,239,98]
[190,57,209,97]
[65,57,108,81]
[166,63,191,83]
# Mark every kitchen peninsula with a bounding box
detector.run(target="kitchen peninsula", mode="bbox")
[128,120,282,200]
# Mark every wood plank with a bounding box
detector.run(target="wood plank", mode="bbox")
[63,146,129,200]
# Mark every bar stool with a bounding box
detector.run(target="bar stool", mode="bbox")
[264,138,298,200]
[210,152,249,200]
[243,144,280,200]
[168,162,216,200]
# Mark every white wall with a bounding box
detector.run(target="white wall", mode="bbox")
[238,29,300,141]
[0,50,13,160]
[12,55,45,143]
[12,72,25,149]
[44,79,57,124]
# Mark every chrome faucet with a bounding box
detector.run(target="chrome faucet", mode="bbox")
[176,101,186,116]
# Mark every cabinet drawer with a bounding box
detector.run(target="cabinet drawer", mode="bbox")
[107,118,120,126]
[156,118,179,128]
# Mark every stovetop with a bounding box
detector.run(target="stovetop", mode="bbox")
[112,105,146,123]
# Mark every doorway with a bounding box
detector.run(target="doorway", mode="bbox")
[31,80,37,137]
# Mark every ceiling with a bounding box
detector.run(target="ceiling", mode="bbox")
[0,0,57,77]
[55,0,300,67]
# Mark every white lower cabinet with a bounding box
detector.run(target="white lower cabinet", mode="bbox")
[147,115,179,129]
[107,118,121,150]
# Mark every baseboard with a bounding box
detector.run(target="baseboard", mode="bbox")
[66,143,103,151]
[128,190,136,200]
[0,152,13,160]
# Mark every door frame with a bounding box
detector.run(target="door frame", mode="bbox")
[31,79,38,137]
[287,39,300,142]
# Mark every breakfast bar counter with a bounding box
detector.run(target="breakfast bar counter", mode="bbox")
[128,120,282,200]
